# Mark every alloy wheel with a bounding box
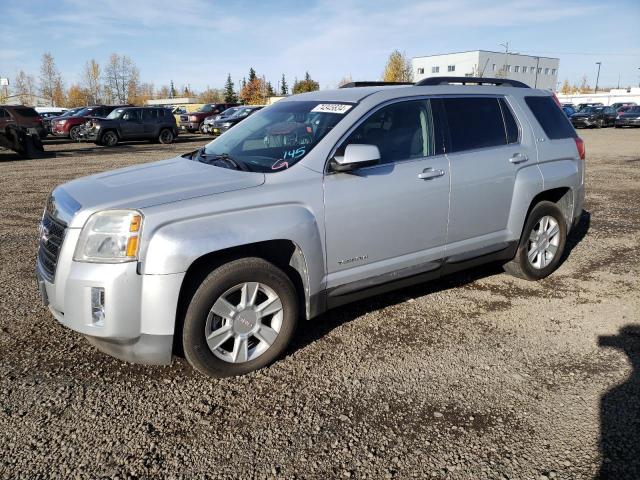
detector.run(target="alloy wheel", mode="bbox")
[204,282,283,363]
[527,215,561,269]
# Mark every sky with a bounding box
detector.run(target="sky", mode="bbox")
[1,0,639,93]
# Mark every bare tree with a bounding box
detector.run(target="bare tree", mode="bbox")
[104,53,139,104]
[14,70,36,105]
[82,59,102,104]
[40,53,63,106]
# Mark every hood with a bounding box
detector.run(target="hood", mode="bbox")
[58,156,265,226]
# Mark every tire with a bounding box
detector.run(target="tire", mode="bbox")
[503,201,567,281]
[69,126,81,141]
[158,128,174,144]
[596,118,604,128]
[182,257,299,378]
[198,123,207,134]
[101,130,118,147]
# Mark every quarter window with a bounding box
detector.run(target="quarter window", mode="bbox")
[499,98,519,144]
[525,96,576,139]
[337,100,437,165]
[441,97,509,152]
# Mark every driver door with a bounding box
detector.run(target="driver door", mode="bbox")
[323,98,450,297]
[121,110,144,138]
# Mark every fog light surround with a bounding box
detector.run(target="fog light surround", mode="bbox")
[91,287,105,326]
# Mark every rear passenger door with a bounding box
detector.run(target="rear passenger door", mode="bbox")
[142,109,158,137]
[439,96,537,257]
[120,109,144,139]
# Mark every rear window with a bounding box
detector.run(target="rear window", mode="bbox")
[14,107,38,117]
[525,96,576,139]
[442,97,507,152]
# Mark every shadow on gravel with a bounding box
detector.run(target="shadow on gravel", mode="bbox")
[290,209,591,355]
[598,325,640,479]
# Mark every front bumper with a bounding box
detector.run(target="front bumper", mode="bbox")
[571,118,595,128]
[179,121,201,131]
[615,118,640,126]
[36,230,185,365]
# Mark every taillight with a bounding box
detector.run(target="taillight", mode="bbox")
[574,137,585,160]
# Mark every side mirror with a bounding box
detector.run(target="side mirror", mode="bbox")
[330,144,381,172]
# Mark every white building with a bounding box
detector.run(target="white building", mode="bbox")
[412,50,560,91]
[557,88,640,107]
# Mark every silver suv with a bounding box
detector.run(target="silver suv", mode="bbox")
[36,77,585,378]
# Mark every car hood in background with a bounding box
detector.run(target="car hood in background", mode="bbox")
[56,157,265,227]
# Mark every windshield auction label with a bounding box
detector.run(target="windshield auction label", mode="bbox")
[311,104,353,114]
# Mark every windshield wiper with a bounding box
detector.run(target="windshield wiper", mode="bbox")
[197,149,251,172]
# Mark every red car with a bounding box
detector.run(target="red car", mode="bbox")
[179,103,240,133]
[51,105,127,140]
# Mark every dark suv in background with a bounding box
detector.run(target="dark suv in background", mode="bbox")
[571,105,617,128]
[82,107,178,146]
[0,105,46,138]
[179,103,240,133]
[52,105,127,140]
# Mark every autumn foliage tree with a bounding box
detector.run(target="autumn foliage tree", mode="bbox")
[240,77,267,105]
[82,59,102,104]
[382,50,413,82]
[560,79,571,95]
[66,84,88,107]
[292,72,319,94]
[40,52,64,106]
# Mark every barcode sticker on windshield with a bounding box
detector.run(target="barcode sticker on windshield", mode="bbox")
[311,104,353,114]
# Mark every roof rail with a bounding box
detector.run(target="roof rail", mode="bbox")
[340,81,414,88]
[415,76,530,88]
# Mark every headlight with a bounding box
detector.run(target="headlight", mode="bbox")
[189,115,198,121]
[59,120,67,125]
[74,210,143,263]
[221,122,232,127]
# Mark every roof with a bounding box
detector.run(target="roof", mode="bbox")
[285,85,413,103]
[412,49,559,61]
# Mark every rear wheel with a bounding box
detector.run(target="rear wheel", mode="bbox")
[101,130,118,147]
[158,128,174,144]
[182,257,299,378]
[596,118,604,128]
[504,201,567,281]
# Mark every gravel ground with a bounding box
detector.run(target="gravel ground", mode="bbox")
[0,129,639,479]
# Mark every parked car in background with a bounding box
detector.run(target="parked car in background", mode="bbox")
[201,106,242,134]
[571,105,617,128]
[37,77,585,378]
[561,103,577,111]
[576,102,603,111]
[562,105,576,117]
[81,107,178,146]
[44,107,84,135]
[615,105,640,128]
[207,106,263,136]
[615,105,635,115]
[0,105,46,138]
[611,102,637,110]
[179,103,240,133]
[52,105,127,140]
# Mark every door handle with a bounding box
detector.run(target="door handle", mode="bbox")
[418,168,445,180]
[509,153,528,164]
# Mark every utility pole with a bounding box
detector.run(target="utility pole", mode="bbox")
[617,73,620,89]
[499,42,509,76]
[595,62,601,93]
[534,57,540,88]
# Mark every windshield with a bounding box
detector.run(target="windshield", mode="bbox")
[228,107,257,119]
[107,108,125,119]
[579,107,602,114]
[73,107,94,117]
[220,107,240,117]
[198,104,215,113]
[200,100,354,172]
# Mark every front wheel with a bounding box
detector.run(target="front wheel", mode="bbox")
[182,258,299,378]
[504,201,567,281]
[69,126,81,141]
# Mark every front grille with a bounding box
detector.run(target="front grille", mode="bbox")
[38,212,67,281]
[180,115,188,122]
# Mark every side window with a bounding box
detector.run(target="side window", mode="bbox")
[442,97,507,152]
[499,98,519,144]
[524,96,576,140]
[142,109,155,121]
[337,99,436,164]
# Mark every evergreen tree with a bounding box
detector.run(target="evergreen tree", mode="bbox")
[169,80,176,98]
[224,74,237,103]
[280,74,288,95]
[248,68,257,83]
[267,81,275,96]
[292,72,320,94]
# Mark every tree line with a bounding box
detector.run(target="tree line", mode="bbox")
[1,52,324,108]
[1,50,417,108]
